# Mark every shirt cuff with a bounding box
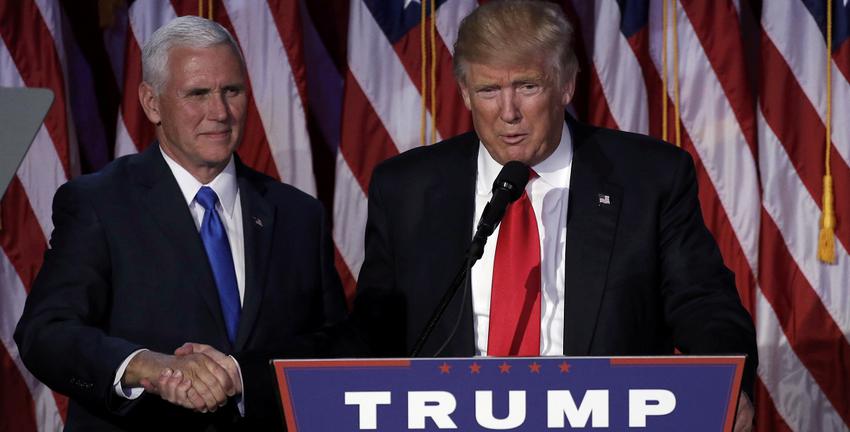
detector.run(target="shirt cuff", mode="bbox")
[113,349,148,399]
[230,355,245,416]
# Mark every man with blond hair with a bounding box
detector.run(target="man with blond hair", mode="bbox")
[353,1,756,430]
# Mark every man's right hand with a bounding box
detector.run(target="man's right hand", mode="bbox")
[122,350,234,412]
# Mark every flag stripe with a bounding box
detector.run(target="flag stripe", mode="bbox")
[0,248,66,430]
[339,72,400,193]
[223,0,313,193]
[590,0,648,134]
[0,0,71,177]
[332,154,368,287]
[754,287,847,431]
[349,0,434,155]
[679,0,758,156]
[760,33,850,280]
[0,179,47,294]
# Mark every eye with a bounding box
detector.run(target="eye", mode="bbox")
[224,86,244,97]
[186,88,208,98]
[518,83,541,95]
[476,87,499,98]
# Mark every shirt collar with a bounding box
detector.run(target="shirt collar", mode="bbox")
[159,146,239,217]
[476,121,573,194]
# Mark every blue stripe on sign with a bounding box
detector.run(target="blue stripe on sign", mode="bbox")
[363,0,449,45]
[617,0,648,38]
[799,0,850,50]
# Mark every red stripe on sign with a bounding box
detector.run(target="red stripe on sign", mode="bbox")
[755,378,793,432]
[0,177,47,293]
[760,32,850,253]
[679,0,758,159]
[0,0,71,177]
[833,40,850,84]
[268,0,309,106]
[339,71,400,192]
[334,246,357,310]
[759,210,850,426]
[0,345,39,432]
[120,32,156,152]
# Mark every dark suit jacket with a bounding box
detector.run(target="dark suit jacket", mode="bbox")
[15,144,346,431]
[354,116,758,397]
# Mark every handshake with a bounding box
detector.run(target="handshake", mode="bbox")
[122,343,240,413]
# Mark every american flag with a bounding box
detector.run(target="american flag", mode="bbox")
[1,1,848,430]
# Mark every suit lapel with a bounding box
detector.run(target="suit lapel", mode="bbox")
[563,119,622,355]
[234,163,274,351]
[128,144,229,343]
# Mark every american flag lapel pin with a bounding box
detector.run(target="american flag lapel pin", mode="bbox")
[598,194,611,206]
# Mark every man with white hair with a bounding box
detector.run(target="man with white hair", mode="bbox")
[15,15,345,430]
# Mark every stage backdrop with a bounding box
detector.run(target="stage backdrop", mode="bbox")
[1,0,848,431]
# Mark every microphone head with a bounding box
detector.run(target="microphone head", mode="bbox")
[492,161,530,202]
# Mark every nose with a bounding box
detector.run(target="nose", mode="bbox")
[498,89,521,124]
[207,91,229,121]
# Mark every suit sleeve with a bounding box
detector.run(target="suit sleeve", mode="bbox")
[348,164,408,357]
[658,151,758,399]
[14,182,143,411]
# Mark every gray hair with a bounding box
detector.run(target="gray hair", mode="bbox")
[453,0,579,88]
[141,15,244,93]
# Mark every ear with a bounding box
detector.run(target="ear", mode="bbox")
[560,74,577,106]
[459,83,472,110]
[138,82,162,125]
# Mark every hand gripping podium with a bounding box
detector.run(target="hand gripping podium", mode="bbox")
[273,356,744,431]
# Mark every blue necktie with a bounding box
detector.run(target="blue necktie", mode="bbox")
[195,186,240,345]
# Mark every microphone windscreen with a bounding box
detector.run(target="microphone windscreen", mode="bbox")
[492,161,530,202]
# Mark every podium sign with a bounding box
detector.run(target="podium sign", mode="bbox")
[273,356,744,431]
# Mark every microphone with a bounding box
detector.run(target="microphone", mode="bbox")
[468,161,530,261]
[410,161,529,357]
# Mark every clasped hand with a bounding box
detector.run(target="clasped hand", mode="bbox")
[126,343,241,413]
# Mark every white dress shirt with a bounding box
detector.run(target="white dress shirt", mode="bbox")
[113,148,245,403]
[471,122,573,356]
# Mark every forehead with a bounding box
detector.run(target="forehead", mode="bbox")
[464,61,548,85]
[166,44,245,80]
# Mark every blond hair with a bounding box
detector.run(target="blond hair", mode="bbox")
[453,0,578,87]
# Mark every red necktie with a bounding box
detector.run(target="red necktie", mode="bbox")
[488,175,541,356]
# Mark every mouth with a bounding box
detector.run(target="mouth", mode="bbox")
[200,130,231,140]
[499,133,527,145]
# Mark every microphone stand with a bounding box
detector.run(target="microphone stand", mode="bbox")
[409,252,476,357]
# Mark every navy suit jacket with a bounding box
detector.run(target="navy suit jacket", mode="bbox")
[15,144,346,431]
[354,116,757,397]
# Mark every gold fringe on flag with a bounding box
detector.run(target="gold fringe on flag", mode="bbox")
[661,0,681,147]
[430,0,437,145]
[419,0,438,147]
[199,0,213,20]
[661,0,668,142]
[818,0,836,264]
[420,0,427,146]
[671,0,681,148]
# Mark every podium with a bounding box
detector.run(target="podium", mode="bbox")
[273,356,744,431]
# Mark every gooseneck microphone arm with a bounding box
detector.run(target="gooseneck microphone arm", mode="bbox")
[409,161,529,357]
